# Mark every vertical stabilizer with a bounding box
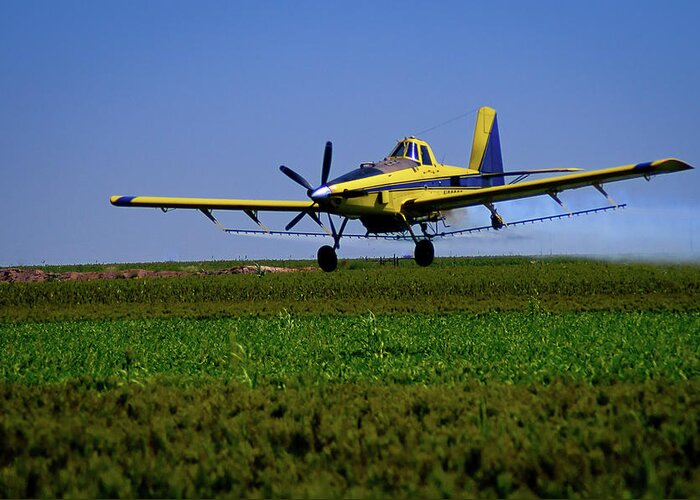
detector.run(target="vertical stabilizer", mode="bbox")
[469,106,504,186]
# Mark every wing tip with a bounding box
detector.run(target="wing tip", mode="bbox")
[110,195,135,206]
[647,158,694,171]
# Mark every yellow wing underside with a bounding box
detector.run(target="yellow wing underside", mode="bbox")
[404,158,692,213]
[110,196,317,212]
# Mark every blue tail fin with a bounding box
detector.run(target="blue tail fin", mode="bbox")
[469,107,504,187]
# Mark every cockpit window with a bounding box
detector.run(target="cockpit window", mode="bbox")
[389,140,423,163]
[389,142,406,158]
[420,145,432,165]
[406,142,419,162]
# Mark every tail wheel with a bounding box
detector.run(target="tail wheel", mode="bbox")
[414,240,434,267]
[317,245,338,272]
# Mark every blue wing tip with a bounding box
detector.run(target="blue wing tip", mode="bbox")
[111,196,136,206]
[634,159,694,172]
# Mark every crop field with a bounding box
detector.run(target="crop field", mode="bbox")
[1,257,700,497]
[2,257,699,321]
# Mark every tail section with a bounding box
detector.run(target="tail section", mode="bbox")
[469,106,504,186]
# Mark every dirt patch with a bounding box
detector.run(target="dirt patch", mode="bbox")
[0,265,316,283]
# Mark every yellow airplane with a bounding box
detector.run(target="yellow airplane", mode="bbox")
[111,107,693,271]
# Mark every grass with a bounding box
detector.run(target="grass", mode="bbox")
[2,258,699,321]
[1,380,698,497]
[1,312,699,385]
[3,255,579,273]
[1,257,699,497]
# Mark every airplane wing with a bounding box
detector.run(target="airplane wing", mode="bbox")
[403,158,693,213]
[110,195,317,212]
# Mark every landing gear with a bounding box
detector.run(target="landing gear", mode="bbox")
[397,214,435,268]
[317,245,338,272]
[414,239,434,267]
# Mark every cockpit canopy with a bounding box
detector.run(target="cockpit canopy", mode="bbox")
[326,137,436,186]
[388,137,434,166]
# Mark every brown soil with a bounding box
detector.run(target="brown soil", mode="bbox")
[0,265,316,283]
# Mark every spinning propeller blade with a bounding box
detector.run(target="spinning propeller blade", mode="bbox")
[279,166,313,193]
[321,141,333,185]
[285,211,307,231]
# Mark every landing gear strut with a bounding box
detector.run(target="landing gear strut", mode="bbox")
[317,245,338,272]
[398,215,435,268]
[414,239,434,267]
[317,215,348,272]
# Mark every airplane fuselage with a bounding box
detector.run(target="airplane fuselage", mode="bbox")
[311,154,482,232]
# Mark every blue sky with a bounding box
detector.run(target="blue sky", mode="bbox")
[1,0,698,265]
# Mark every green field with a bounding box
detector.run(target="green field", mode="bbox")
[2,257,699,321]
[1,257,699,497]
[2,313,699,385]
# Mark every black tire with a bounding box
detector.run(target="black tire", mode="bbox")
[317,245,338,272]
[414,239,434,267]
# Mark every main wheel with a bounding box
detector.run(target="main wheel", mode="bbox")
[317,245,338,272]
[414,239,434,267]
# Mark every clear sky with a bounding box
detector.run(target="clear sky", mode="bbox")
[1,0,698,266]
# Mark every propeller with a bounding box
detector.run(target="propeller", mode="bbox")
[279,141,334,230]
[321,141,332,185]
[279,165,313,196]
[285,211,307,231]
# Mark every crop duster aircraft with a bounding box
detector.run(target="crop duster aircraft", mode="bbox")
[111,107,693,271]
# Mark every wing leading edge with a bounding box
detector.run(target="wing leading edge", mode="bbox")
[110,195,317,212]
[404,158,693,213]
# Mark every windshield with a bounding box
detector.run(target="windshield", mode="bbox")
[389,142,405,158]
